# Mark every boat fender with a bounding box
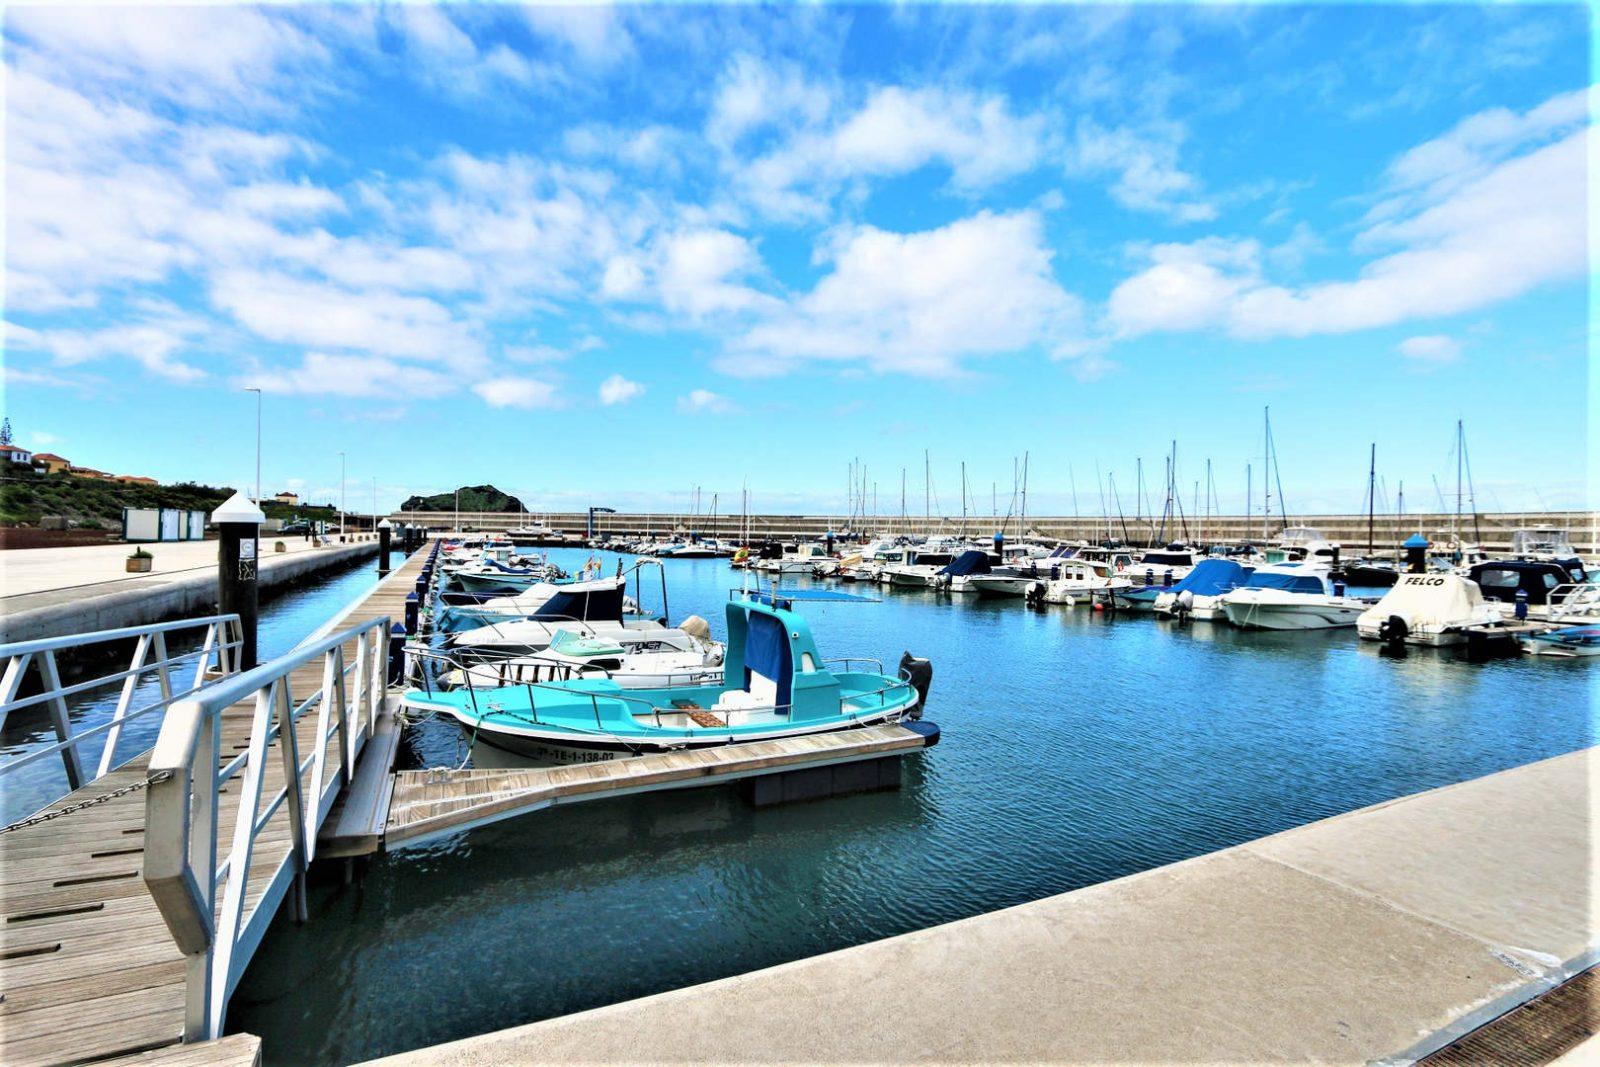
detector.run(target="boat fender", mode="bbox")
[1378,615,1409,645]
[898,652,933,718]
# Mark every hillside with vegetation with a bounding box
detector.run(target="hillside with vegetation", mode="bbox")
[0,472,337,530]
[398,484,527,514]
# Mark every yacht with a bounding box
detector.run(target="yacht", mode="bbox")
[1153,559,1254,621]
[1041,560,1131,605]
[1355,573,1503,646]
[1263,527,1340,566]
[881,546,959,588]
[1219,563,1376,630]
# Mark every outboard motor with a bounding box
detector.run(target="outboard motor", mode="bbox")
[1377,614,1409,645]
[1175,588,1194,619]
[897,652,933,719]
[1024,580,1047,608]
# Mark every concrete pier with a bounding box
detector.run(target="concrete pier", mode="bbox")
[0,539,380,645]
[390,507,1600,556]
[369,745,1596,1066]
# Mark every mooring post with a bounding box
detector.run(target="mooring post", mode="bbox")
[388,622,407,684]
[212,491,265,671]
[404,591,420,635]
[378,519,392,576]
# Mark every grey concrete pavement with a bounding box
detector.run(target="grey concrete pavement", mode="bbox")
[368,747,1595,1065]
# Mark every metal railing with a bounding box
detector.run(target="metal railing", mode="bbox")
[0,615,243,793]
[143,614,390,1041]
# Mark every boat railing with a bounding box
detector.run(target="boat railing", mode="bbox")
[823,657,885,674]
[143,613,391,1041]
[0,614,243,796]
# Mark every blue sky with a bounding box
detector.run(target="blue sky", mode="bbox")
[2,2,1591,518]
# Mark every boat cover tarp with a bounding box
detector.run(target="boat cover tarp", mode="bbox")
[1173,559,1251,597]
[531,584,626,622]
[744,609,793,708]
[1357,573,1485,630]
[940,550,993,577]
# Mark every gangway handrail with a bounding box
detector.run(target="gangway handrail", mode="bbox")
[144,613,390,1041]
[0,614,243,792]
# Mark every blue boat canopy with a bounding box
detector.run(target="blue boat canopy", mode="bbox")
[1172,558,1252,596]
[742,588,880,605]
[940,550,993,577]
[1403,534,1431,548]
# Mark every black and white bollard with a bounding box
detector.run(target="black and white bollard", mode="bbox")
[212,491,266,671]
[378,519,392,576]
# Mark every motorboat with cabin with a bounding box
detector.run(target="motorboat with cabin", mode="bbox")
[404,591,932,764]
[753,541,839,577]
[1263,527,1340,566]
[880,545,960,588]
[1355,573,1504,647]
[1041,559,1131,605]
[1219,562,1376,630]
[427,617,726,690]
[1153,558,1254,621]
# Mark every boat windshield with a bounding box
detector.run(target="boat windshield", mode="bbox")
[1242,572,1326,594]
[1140,552,1192,566]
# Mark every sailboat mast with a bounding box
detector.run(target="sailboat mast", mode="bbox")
[1246,463,1252,546]
[960,461,968,537]
[1261,407,1270,540]
[1455,418,1463,541]
[1021,451,1029,540]
[1367,443,1376,554]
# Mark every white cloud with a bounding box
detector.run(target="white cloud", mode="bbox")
[521,4,635,67]
[1105,90,1588,342]
[707,54,833,148]
[678,388,733,413]
[209,270,483,364]
[1107,239,1261,337]
[244,352,454,397]
[655,230,773,318]
[5,5,333,112]
[473,376,561,409]
[598,374,645,405]
[733,210,1084,376]
[1069,118,1215,222]
[1397,335,1460,365]
[9,305,211,382]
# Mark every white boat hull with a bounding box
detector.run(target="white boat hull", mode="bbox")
[1222,596,1365,630]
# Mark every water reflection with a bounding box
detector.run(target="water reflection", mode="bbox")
[226,548,1593,1065]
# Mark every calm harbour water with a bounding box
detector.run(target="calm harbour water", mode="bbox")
[220,548,1597,1065]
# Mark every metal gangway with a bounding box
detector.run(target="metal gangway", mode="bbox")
[0,549,423,1065]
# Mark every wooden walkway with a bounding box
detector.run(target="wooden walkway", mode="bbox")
[0,551,424,1067]
[385,723,930,848]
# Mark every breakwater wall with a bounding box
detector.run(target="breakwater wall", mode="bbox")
[387,509,1600,555]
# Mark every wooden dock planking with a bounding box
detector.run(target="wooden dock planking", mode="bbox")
[0,551,425,1067]
[384,723,928,848]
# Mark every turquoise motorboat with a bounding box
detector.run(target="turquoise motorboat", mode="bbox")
[405,592,933,764]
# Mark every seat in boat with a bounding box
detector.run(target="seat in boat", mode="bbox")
[712,608,793,715]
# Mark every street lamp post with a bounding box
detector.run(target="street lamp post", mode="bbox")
[244,387,262,501]
[339,451,347,541]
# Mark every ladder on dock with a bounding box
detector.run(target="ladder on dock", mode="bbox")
[0,551,427,1066]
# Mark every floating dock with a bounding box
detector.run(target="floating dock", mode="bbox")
[382,722,932,850]
[0,550,421,1067]
[367,746,1598,1066]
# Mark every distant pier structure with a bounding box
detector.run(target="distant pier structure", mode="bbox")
[389,508,1600,556]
